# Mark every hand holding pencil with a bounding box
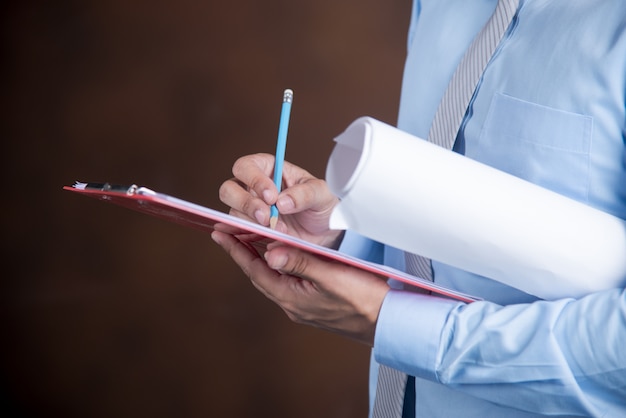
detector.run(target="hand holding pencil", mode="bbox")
[217,90,342,249]
[212,89,389,346]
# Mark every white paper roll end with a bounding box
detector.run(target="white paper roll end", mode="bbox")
[329,202,351,230]
[326,117,374,198]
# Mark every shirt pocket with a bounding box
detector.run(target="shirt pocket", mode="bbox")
[469,93,593,202]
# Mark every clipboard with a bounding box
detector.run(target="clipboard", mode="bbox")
[64,182,479,303]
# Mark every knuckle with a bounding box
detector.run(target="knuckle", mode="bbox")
[289,254,309,277]
[295,178,327,207]
[309,178,327,191]
[233,153,271,177]
[219,178,258,217]
[299,182,317,204]
[240,195,258,215]
[247,177,263,196]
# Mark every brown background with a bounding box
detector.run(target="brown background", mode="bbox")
[1,1,410,417]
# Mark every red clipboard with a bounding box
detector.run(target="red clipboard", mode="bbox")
[64,182,479,303]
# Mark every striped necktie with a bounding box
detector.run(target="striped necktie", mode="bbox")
[372,1,519,416]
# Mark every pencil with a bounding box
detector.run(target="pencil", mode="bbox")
[269,88,293,229]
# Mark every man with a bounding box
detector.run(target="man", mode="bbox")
[212,0,626,416]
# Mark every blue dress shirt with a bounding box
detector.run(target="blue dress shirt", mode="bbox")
[339,0,626,416]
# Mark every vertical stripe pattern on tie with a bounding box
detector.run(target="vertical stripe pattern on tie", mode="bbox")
[372,1,519,417]
[428,0,519,149]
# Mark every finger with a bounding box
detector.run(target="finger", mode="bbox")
[211,230,277,296]
[231,153,279,205]
[276,177,337,215]
[263,246,390,342]
[264,246,335,286]
[213,223,269,249]
[213,221,248,235]
[219,178,270,225]
[264,246,389,294]
[228,207,261,224]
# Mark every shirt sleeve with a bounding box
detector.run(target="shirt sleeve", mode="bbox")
[374,287,626,415]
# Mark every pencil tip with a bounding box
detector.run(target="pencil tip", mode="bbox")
[269,216,278,230]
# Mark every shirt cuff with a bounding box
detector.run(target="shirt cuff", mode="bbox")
[373,289,461,382]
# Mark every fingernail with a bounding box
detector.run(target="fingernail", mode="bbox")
[262,189,273,204]
[254,209,265,224]
[277,196,295,212]
[211,231,221,245]
[265,251,287,270]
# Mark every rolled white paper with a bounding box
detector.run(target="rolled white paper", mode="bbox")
[326,116,626,300]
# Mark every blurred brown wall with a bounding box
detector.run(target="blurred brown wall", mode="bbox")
[1,1,411,417]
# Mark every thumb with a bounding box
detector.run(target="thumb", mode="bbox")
[264,246,323,281]
[264,246,308,277]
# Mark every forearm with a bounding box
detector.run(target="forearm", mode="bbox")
[374,288,626,415]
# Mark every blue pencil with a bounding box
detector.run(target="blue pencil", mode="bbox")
[269,88,293,229]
